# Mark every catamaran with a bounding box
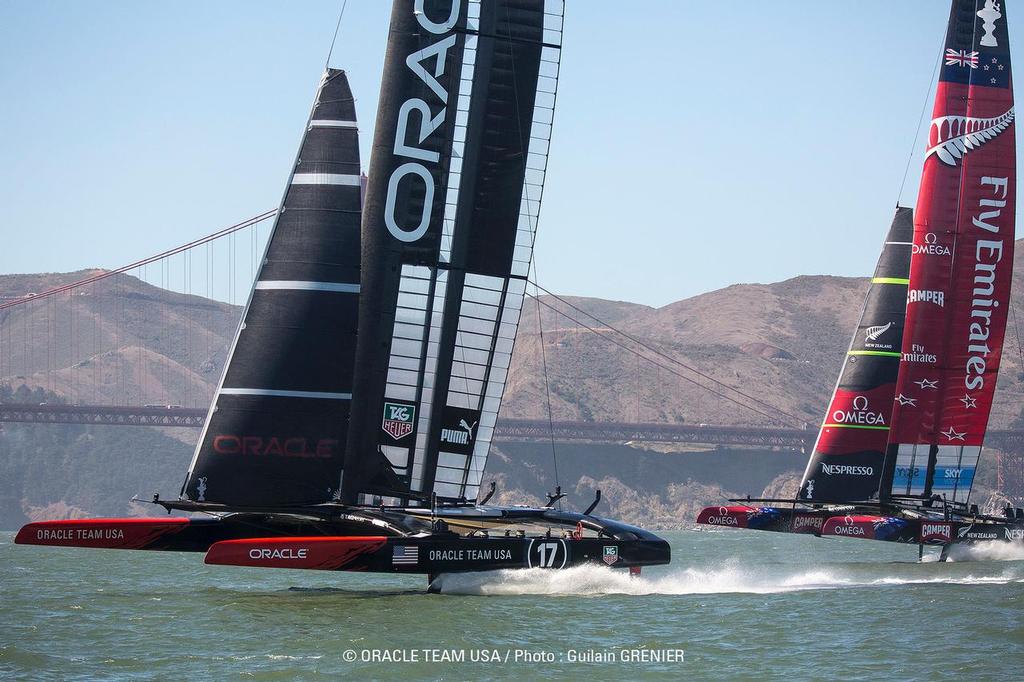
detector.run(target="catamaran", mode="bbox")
[698,0,1022,559]
[16,0,670,584]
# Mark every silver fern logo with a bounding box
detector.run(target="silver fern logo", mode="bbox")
[864,322,893,342]
[926,108,1015,166]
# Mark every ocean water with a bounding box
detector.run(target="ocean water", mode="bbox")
[2,528,1022,680]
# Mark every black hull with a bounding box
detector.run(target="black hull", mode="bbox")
[16,504,670,576]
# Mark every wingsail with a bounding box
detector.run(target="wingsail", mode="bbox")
[882,0,1016,507]
[342,0,563,504]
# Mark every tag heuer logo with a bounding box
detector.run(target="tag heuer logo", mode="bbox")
[382,402,415,441]
[602,545,619,565]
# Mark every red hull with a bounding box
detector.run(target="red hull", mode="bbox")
[15,518,191,549]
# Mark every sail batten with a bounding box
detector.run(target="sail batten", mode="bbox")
[181,69,362,507]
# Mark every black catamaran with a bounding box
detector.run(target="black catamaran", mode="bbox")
[16,0,670,581]
[698,0,1021,558]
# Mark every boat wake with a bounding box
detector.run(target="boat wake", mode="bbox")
[433,560,1024,596]
[942,542,1024,563]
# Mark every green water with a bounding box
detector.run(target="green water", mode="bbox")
[2,529,1022,680]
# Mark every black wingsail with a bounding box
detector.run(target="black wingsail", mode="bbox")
[343,0,562,504]
[181,70,362,506]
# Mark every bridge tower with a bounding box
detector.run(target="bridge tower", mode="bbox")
[997,450,1024,503]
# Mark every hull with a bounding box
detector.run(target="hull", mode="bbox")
[696,503,1024,550]
[204,535,669,574]
[15,505,671,576]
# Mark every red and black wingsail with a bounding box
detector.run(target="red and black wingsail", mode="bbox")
[342,0,563,504]
[180,70,362,506]
[882,0,1015,505]
[699,2,1019,548]
[798,208,913,502]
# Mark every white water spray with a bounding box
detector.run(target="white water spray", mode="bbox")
[433,558,1024,596]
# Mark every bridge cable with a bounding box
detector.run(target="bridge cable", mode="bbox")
[1011,297,1024,418]
[0,210,277,312]
[527,281,804,426]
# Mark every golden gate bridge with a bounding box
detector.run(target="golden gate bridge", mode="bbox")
[2,210,1023,497]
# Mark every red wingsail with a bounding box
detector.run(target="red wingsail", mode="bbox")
[885,0,1015,504]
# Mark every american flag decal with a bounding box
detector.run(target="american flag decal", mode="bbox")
[392,545,419,565]
[945,48,979,68]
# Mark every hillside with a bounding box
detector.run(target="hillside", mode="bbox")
[0,270,236,409]
[3,242,1024,526]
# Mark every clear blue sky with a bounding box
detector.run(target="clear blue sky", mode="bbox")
[2,1,1022,307]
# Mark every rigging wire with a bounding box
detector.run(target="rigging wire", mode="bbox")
[531,265,560,499]
[324,0,350,70]
[896,29,946,207]
[528,279,804,426]
[526,292,793,427]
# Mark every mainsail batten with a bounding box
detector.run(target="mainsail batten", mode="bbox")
[884,0,1016,505]
[181,70,362,507]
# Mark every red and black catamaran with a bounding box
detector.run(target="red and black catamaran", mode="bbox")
[16,0,670,584]
[699,0,1022,559]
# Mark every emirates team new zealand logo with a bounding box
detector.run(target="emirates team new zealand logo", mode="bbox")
[382,402,415,441]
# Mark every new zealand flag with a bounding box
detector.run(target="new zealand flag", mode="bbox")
[940,0,1012,88]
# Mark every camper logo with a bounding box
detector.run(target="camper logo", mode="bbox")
[792,514,824,533]
[920,522,953,544]
[603,545,620,565]
[382,401,416,441]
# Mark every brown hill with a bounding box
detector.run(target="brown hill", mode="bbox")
[3,242,1024,525]
[0,270,237,408]
[6,247,1024,430]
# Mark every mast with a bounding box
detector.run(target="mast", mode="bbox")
[180,70,362,506]
[882,0,1015,505]
[798,208,913,502]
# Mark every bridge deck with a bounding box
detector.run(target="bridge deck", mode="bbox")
[3,403,1024,451]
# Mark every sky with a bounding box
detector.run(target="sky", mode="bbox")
[2,1,1023,308]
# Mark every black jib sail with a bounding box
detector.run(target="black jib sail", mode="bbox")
[181,70,362,507]
[797,208,913,502]
[342,0,563,504]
